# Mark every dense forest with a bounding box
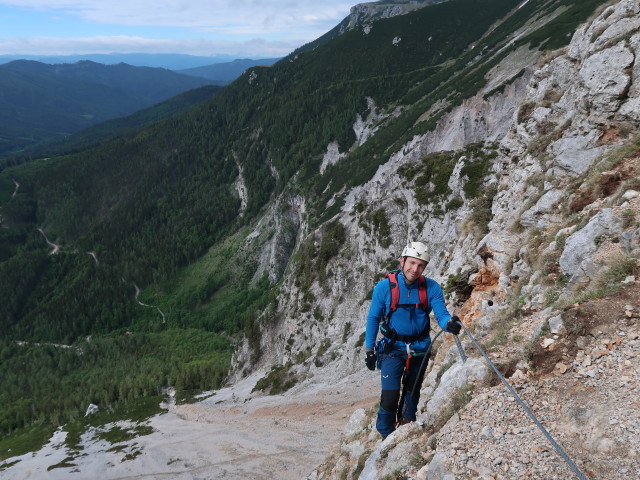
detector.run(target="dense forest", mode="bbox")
[0,0,607,453]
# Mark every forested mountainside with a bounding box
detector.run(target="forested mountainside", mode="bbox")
[2,0,636,476]
[0,60,215,156]
[295,0,445,53]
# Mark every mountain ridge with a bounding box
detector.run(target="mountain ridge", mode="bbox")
[0,59,216,156]
[0,53,240,70]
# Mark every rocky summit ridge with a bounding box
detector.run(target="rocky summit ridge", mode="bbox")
[342,0,444,31]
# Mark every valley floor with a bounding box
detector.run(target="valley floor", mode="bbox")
[1,371,378,479]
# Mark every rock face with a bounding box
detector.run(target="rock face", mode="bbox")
[343,0,441,31]
[84,404,99,416]
[232,1,640,478]
[237,0,640,379]
[559,208,623,281]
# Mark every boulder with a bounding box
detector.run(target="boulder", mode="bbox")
[519,189,564,228]
[421,358,487,426]
[550,129,606,175]
[559,208,622,279]
[548,315,566,334]
[579,43,634,116]
[425,452,456,480]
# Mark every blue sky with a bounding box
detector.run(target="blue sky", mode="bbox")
[0,1,354,58]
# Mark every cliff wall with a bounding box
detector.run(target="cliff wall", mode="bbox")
[235,1,640,478]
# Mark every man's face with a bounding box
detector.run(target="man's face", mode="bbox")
[400,256,427,284]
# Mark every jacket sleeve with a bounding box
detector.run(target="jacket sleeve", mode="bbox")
[365,280,388,349]
[426,278,452,330]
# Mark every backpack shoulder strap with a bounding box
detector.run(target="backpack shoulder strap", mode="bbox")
[417,275,428,310]
[385,271,400,313]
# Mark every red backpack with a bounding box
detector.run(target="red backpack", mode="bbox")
[385,270,428,314]
[379,271,430,344]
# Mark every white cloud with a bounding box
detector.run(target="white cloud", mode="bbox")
[0,0,354,56]
[0,35,304,57]
[1,1,353,33]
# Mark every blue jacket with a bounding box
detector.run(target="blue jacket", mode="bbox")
[365,271,452,353]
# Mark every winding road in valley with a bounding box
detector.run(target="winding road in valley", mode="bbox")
[12,178,20,198]
[134,283,166,323]
[37,228,60,254]
[7,177,165,325]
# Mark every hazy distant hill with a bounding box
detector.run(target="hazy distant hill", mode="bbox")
[178,58,281,84]
[0,53,238,70]
[0,60,214,155]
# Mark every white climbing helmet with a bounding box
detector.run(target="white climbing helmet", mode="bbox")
[401,241,429,262]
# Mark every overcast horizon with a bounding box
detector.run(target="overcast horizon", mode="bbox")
[0,1,355,59]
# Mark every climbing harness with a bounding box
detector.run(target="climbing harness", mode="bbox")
[452,320,589,480]
[381,323,430,343]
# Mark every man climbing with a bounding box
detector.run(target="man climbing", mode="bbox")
[365,241,460,439]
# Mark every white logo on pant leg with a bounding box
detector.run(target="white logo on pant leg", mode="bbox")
[382,375,389,378]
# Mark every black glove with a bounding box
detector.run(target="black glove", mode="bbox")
[365,351,376,371]
[446,315,461,335]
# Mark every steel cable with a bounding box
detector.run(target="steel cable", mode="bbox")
[454,320,589,480]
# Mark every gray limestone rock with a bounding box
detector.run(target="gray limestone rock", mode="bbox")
[548,315,565,334]
[550,129,607,175]
[343,408,368,437]
[519,189,565,228]
[426,452,456,480]
[84,403,99,416]
[421,358,488,426]
[358,449,380,480]
[559,208,622,279]
[579,43,634,115]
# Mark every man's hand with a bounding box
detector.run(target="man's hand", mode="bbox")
[446,315,461,335]
[365,351,376,371]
